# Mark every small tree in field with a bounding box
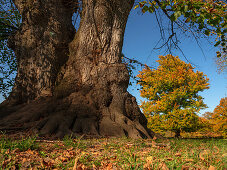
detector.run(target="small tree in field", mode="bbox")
[212,97,227,136]
[137,55,209,137]
[200,98,227,137]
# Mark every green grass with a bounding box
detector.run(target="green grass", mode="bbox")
[0,135,38,151]
[0,134,226,169]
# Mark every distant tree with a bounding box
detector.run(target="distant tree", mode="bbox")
[201,97,227,137]
[137,54,209,137]
[198,116,213,133]
[211,97,227,137]
[202,111,213,120]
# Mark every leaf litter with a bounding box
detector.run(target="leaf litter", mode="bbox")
[0,133,226,169]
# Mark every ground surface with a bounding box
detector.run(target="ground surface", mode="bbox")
[0,132,226,169]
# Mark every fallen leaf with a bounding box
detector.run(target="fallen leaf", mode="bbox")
[146,156,153,163]
[11,148,20,154]
[106,163,113,170]
[213,146,219,155]
[208,165,216,170]
[181,165,190,170]
[73,156,79,170]
[152,140,157,148]
[59,155,68,162]
[143,162,152,169]
[92,164,97,169]
[222,153,227,157]
[166,157,173,161]
[10,165,16,170]
[175,153,181,157]
[27,149,35,155]
[159,162,169,170]
[184,159,194,162]
[199,150,210,161]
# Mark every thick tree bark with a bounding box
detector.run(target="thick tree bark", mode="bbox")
[6,0,77,104]
[0,0,155,139]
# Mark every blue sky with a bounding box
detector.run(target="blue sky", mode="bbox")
[123,9,226,115]
[0,7,226,116]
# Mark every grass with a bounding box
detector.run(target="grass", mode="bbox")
[0,134,226,169]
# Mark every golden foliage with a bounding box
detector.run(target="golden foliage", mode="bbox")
[137,55,209,134]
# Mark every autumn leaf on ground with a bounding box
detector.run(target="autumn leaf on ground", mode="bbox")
[143,156,154,169]
[208,165,216,170]
[166,157,173,161]
[175,152,182,157]
[158,162,169,170]
[181,165,191,170]
[199,150,211,161]
[184,159,194,162]
[213,146,219,155]
[106,163,113,170]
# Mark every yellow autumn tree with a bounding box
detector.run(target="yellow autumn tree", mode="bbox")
[137,55,209,137]
[209,97,227,137]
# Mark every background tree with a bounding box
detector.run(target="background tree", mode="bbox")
[206,97,227,137]
[137,55,209,137]
[200,98,227,137]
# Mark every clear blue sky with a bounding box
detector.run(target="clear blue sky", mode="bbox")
[123,10,227,115]
[0,8,226,116]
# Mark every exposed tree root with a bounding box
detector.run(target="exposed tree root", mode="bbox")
[0,91,155,139]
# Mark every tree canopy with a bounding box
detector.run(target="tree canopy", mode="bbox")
[137,54,209,136]
[203,97,227,137]
[135,0,226,58]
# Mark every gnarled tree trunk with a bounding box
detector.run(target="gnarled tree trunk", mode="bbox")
[0,0,155,139]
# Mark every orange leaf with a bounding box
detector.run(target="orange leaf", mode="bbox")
[208,165,216,170]
[175,152,181,157]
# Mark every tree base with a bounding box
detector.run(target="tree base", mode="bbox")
[0,91,155,139]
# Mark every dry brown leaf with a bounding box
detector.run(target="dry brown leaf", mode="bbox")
[59,155,68,162]
[10,165,16,170]
[67,147,74,151]
[184,159,194,162]
[143,162,153,170]
[106,163,113,170]
[21,160,31,168]
[166,157,173,161]
[146,156,153,163]
[199,150,210,161]
[27,149,35,155]
[213,146,219,155]
[5,149,10,154]
[73,156,80,170]
[92,164,97,170]
[181,165,190,170]
[159,162,169,170]
[208,165,216,170]
[152,140,157,148]
[11,148,20,154]
[175,152,182,157]
[144,156,154,169]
